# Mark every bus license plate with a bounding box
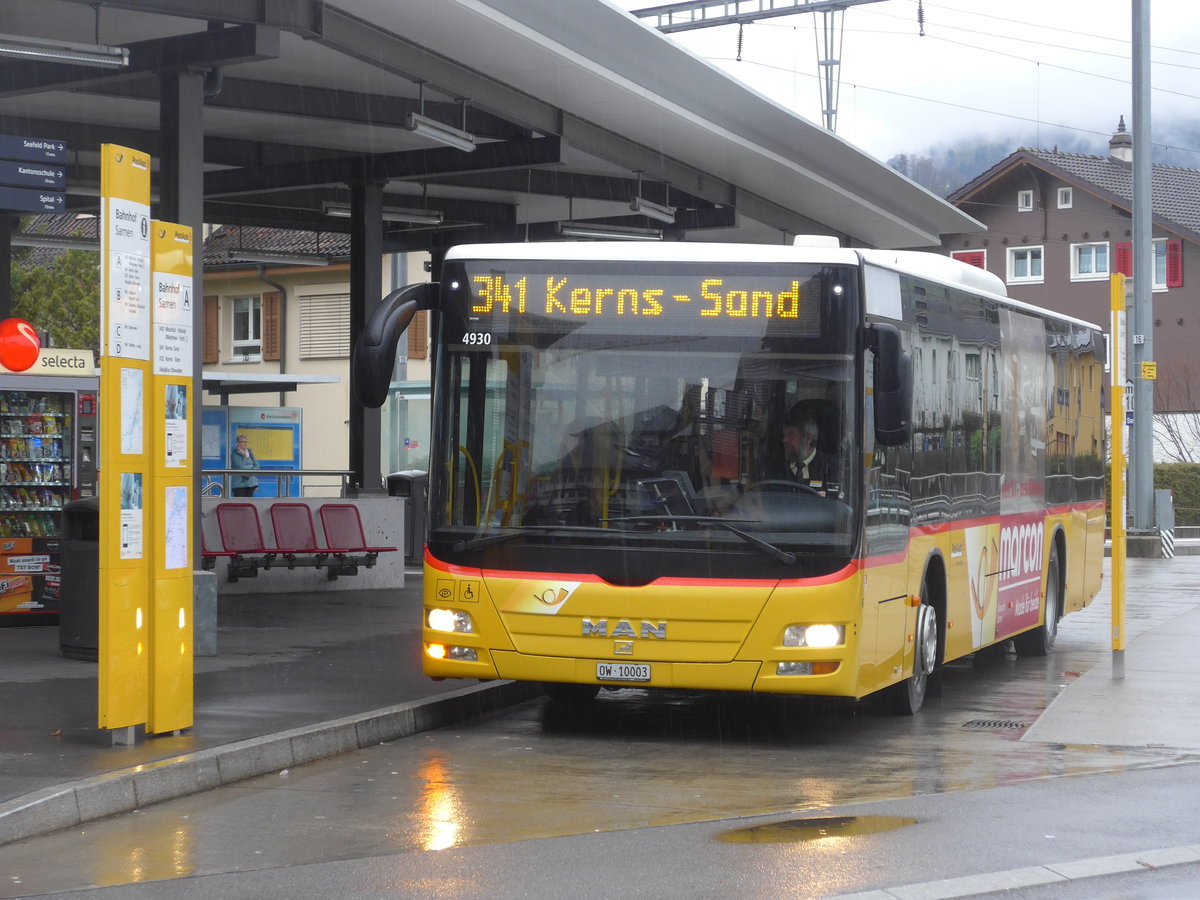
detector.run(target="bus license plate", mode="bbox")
[596,662,651,683]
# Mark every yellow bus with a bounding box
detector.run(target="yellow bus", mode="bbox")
[354,240,1106,714]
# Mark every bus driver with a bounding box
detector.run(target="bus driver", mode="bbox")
[780,408,837,495]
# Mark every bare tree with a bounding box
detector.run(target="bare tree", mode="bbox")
[1153,363,1200,463]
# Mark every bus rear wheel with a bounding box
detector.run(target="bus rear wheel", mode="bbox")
[1014,546,1061,657]
[889,599,938,716]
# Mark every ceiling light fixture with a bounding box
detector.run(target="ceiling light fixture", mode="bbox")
[405,82,476,152]
[629,195,676,224]
[322,201,444,225]
[0,32,129,68]
[223,249,331,267]
[556,222,663,241]
[629,171,675,224]
[406,113,476,153]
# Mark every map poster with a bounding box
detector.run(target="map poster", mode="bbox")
[164,384,187,467]
[119,472,143,560]
[119,367,144,455]
[163,485,188,570]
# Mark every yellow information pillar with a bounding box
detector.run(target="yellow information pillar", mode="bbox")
[98,144,152,731]
[147,222,195,734]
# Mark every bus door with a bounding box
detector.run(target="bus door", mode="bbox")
[862,330,913,689]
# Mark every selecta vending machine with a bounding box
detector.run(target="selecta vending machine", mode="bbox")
[0,350,99,625]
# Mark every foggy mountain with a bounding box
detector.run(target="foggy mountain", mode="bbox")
[887,123,1200,198]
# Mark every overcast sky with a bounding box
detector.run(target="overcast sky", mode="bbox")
[610,0,1200,165]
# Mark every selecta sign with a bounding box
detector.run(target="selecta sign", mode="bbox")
[0,348,96,376]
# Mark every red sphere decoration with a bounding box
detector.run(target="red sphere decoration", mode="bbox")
[0,318,41,372]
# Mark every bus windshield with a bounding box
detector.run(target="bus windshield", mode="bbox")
[429,258,860,578]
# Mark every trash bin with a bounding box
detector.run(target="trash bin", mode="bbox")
[59,497,100,661]
[386,470,428,564]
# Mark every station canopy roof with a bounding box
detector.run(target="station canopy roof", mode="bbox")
[1,0,983,251]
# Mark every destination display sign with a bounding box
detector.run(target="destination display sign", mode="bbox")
[0,159,65,190]
[458,263,826,338]
[0,134,67,164]
[0,185,65,213]
[0,134,68,213]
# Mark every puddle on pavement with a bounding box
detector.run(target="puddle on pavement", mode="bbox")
[717,815,916,843]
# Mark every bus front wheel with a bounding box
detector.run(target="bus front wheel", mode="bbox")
[1014,546,1061,657]
[889,598,938,716]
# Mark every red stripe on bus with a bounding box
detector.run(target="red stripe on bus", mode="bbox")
[426,548,859,588]
[861,500,1105,568]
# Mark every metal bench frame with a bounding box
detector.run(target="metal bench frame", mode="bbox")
[318,503,398,577]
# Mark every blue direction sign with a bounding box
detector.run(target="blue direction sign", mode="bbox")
[0,133,67,164]
[0,185,65,213]
[0,159,65,190]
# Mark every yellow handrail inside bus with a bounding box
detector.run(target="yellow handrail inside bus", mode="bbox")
[600,427,624,525]
[485,441,527,526]
[457,444,482,526]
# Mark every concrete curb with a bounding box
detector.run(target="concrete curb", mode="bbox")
[0,679,543,848]
[833,843,1200,899]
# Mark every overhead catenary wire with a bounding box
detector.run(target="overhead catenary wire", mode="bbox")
[705,53,1200,161]
[626,0,1200,161]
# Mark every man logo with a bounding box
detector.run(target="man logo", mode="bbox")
[581,619,667,639]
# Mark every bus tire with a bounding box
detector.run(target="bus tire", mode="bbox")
[888,589,939,716]
[1014,545,1061,657]
[543,682,599,705]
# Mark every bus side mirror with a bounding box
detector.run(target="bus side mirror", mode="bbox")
[867,323,912,447]
[351,282,438,408]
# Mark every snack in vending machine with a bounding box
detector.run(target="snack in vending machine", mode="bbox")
[0,575,35,613]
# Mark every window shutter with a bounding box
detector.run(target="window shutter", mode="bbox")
[1115,242,1133,276]
[262,292,281,361]
[407,309,429,360]
[203,295,219,364]
[1167,239,1183,287]
[952,250,986,270]
[299,293,351,359]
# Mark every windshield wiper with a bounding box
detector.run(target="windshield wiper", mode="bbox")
[451,525,610,553]
[602,515,797,565]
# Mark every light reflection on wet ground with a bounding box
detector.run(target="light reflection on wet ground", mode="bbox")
[1,559,1197,897]
[717,815,917,843]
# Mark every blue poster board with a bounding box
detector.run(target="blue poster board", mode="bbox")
[200,407,229,497]
[201,406,303,497]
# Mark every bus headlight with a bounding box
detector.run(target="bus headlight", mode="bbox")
[426,643,479,662]
[783,624,845,648]
[777,661,839,676]
[427,608,473,633]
